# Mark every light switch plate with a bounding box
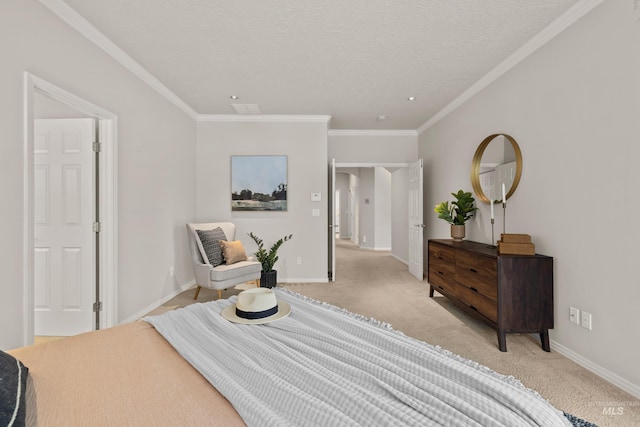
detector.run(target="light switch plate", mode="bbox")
[312,209,320,216]
[311,193,322,202]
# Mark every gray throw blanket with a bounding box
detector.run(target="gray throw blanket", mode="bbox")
[145,289,571,427]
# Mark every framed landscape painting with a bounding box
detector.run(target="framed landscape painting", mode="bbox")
[231,155,288,211]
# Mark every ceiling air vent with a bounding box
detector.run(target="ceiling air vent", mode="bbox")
[231,104,262,114]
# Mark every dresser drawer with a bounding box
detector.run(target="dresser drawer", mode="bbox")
[456,283,497,322]
[428,243,456,265]
[428,266,457,296]
[455,252,497,301]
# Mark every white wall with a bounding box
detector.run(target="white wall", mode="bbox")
[419,0,640,395]
[374,167,391,250]
[0,0,196,349]
[196,119,329,282]
[357,168,375,249]
[329,132,417,163]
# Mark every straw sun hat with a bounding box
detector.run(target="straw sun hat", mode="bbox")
[221,288,291,324]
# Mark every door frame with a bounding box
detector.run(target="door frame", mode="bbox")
[23,72,118,345]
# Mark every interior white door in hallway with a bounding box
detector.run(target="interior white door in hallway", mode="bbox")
[34,118,96,336]
[408,159,425,281]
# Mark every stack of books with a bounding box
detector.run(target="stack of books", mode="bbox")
[497,233,535,255]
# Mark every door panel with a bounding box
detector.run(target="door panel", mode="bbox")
[34,118,95,336]
[408,159,424,281]
[328,159,336,281]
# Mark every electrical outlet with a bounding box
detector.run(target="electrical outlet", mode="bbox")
[169,266,175,276]
[362,236,367,243]
[297,257,302,265]
[569,307,580,325]
[581,311,592,330]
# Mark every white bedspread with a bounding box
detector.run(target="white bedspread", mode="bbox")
[145,289,571,427]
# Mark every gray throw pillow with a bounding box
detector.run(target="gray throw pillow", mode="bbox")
[196,228,227,267]
[0,350,28,427]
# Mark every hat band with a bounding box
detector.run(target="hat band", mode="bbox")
[236,305,278,320]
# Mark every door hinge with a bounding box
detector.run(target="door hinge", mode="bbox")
[93,301,103,312]
[93,222,102,233]
[93,142,102,152]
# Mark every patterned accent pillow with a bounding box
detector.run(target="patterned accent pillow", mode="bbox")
[0,350,28,427]
[195,228,227,267]
[219,240,248,264]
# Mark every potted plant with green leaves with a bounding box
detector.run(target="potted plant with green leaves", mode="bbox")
[247,232,293,288]
[434,190,477,242]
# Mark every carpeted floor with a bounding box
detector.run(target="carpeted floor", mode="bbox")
[156,239,639,427]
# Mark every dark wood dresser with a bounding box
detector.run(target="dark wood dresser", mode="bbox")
[427,239,553,352]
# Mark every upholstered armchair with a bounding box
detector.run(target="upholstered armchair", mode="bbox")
[186,222,261,300]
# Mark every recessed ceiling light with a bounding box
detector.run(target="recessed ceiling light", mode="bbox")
[407,96,416,101]
[230,95,239,100]
[377,115,386,121]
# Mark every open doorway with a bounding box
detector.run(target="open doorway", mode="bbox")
[23,73,118,346]
[331,162,422,281]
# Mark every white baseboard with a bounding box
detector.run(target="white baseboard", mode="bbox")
[356,245,391,251]
[391,253,409,266]
[119,280,195,324]
[550,339,640,399]
[280,278,329,284]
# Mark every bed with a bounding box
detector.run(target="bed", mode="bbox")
[5,289,593,426]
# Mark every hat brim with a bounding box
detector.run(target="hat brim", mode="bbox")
[221,301,291,324]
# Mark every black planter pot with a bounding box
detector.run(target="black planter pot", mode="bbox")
[260,270,278,288]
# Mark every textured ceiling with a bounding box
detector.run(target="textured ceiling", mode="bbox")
[61,0,581,129]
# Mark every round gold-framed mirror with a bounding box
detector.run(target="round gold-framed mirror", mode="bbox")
[470,134,522,204]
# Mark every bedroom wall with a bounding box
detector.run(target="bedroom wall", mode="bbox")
[195,119,329,283]
[419,0,640,396]
[0,0,196,349]
[328,131,417,164]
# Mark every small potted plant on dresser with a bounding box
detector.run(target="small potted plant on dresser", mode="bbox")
[434,190,477,242]
[247,232,293,288]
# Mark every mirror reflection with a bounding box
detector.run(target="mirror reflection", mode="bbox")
[470,134,522,204]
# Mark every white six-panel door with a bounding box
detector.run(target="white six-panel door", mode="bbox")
[34,118,95,336]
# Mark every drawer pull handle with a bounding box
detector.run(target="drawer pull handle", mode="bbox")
[470,268,478,273]
[437,271,444,275]
[469,305,478,311]
[438,286,444,290]
[438,256,444,260]
[470,287,478,293]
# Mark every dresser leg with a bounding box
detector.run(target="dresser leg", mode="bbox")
[540,330,551,352]
[429,286,434,297]
[497,330,507,352]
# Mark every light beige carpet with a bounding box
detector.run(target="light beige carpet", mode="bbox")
[157,239,639,427]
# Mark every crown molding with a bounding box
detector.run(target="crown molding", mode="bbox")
[197,114,331,123]
[39,0,198,120]
[417,0,606,135]
[328,129,418,137]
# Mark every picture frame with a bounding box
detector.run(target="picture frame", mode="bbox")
[231,155,288,211]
